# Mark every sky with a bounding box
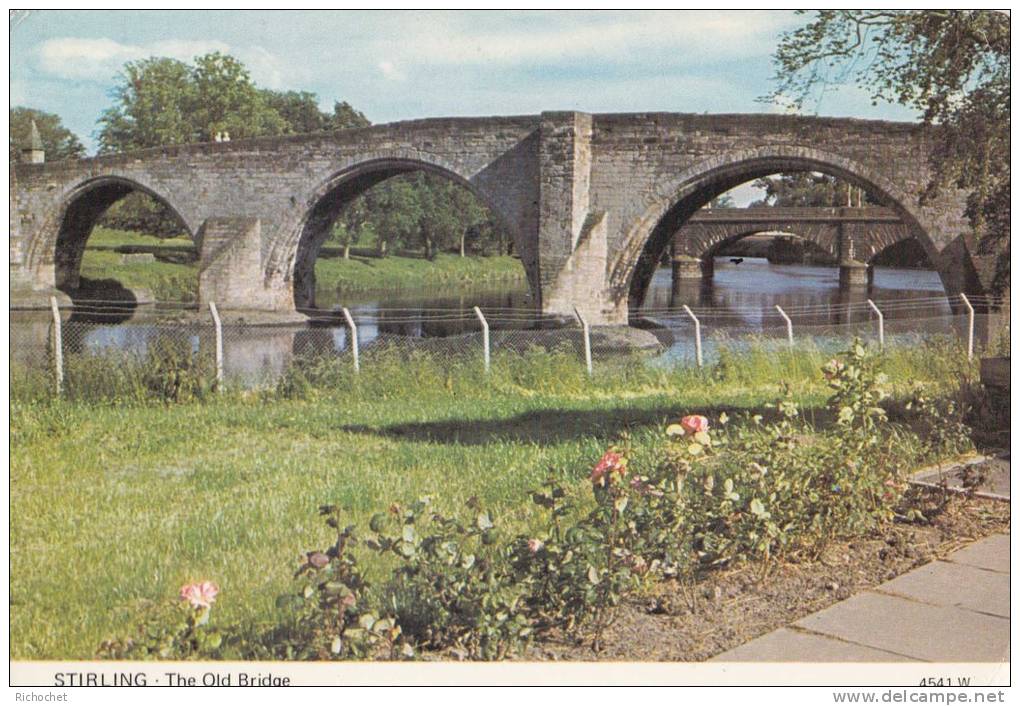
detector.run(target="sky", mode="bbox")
[10,10,920,204]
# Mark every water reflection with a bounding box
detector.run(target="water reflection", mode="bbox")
[11,260,959,385]
[644,257,950,327]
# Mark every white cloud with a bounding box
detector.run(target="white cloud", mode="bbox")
[369,11,797,68]
[34,36,285,87]
[378,61,406,82]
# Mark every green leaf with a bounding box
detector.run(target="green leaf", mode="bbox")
[687,442,704,456]
[694,431,711,446]
[358,613,376,630]
[750,498,766,517]
[275,594,302,610]
[369,513,386,532]
[331,636,343,654]
[587,566,600,585]
[402,524,416,543]
[476,512,494,531]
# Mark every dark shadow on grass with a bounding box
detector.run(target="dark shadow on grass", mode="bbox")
[340,403,836,446]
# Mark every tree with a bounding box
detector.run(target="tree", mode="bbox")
[9,107,85,162]
[327,101,371,131]
[94,52,371,236]
[97,57,197,152]
[765,10,1009,291]
[750,173,881,208]
[189,52,287,141]
[261,90,327,134]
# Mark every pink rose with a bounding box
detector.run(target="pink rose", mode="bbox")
[591,450,626,485]
[527,538,544,554]
[179,581,219,610]
[307,551,330,569]
[680,415,709,435]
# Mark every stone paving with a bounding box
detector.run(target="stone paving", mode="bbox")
[912,455,1011,501]
[712,532,1010,662]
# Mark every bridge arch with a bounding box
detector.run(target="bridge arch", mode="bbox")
[684,224,841,263]
[265,151,534,310]
[615,146,948,310]
[26,175,194,293]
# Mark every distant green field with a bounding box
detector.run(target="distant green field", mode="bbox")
[77,227,525,302]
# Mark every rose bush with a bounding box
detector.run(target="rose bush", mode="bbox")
[100,339,970,659]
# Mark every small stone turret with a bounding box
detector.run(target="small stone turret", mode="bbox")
[21,120,44,164]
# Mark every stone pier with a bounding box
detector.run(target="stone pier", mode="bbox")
[11,111,986,324]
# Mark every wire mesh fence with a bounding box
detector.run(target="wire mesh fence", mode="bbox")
[9,292,1006,399]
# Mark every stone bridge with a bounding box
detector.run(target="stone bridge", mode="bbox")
[11,111,984,323]
[670,206,912,285]
[678,206,908,260]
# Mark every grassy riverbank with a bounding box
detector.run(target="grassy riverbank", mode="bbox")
[77,227,525,302]
[9,341,979,658]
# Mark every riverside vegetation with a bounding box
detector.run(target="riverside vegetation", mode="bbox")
[10,336,997,660]
[76,227,526,303]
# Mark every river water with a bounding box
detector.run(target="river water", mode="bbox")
[323,256,951,336]
[13,258,962,380]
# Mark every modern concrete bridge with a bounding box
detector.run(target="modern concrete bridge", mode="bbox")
[11,111,987,323]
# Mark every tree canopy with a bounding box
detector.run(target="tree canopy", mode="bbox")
[749,173,880,208]
[9,107,86,162]
[94,50,508,257]
[96,52,372,152]
[765,10,1009,291]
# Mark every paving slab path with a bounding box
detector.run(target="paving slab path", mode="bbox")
[711,532,1010,663]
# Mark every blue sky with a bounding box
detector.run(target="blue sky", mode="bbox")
[10,10,919,203]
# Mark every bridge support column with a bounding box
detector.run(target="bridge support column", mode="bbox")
[538,111,622,324]
[671,255,713,295]
[198,217,303,321]
[838,260,871,289]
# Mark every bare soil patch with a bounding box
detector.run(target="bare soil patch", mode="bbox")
[524,494,1009,662]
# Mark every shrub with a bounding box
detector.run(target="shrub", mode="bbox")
[515,450,650,651]
[257,505,411,660]
[97,581,223,660]
[97,339,975,660]
[365,497,531,660]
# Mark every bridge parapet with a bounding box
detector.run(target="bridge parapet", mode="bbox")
[10,111,987,323]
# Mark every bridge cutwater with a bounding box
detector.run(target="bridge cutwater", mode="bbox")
[11,112,990,324]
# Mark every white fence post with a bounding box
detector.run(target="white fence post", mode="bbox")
[49,296,63,395]
[573,306,593,376]
[473,306,490,373]
[960,293,974,360]
[208,301,224,388]
[775,304,793,348]
[682,305,703,367]
[866,299,884,351]
[342,307,360,373]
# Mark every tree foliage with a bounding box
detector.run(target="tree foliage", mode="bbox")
[9,107,85,162]
[750,173,880,208]
[95,51,507,255]
[328,172,510,259]
[766,10,1009,291]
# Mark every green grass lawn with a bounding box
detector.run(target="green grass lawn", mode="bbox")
[76,227,525,302]
[9,342,974,659]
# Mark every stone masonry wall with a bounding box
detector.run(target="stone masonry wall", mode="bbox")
[12,111,979,323]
